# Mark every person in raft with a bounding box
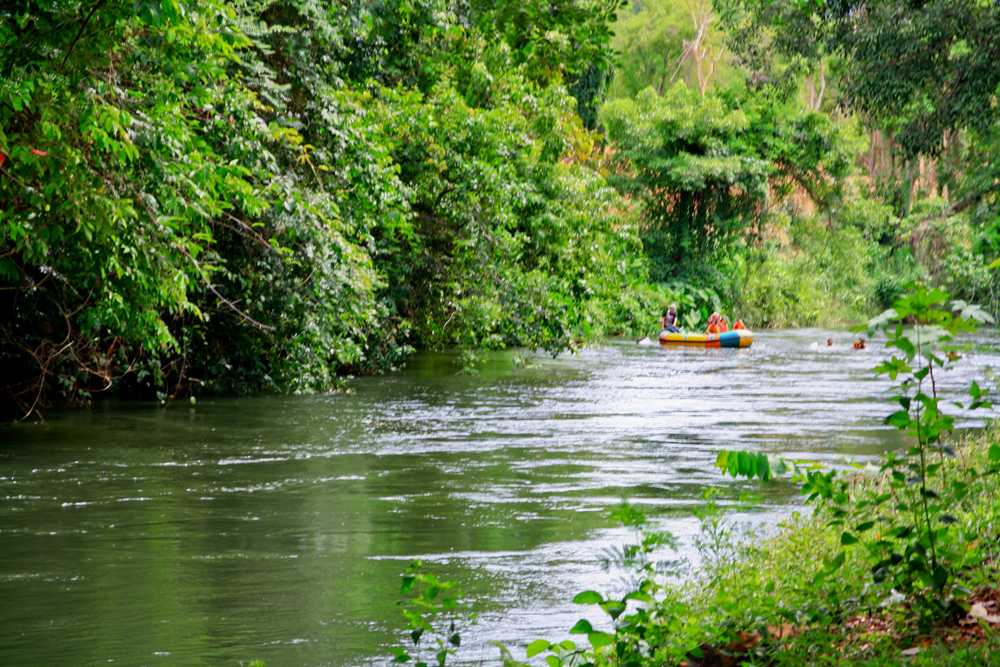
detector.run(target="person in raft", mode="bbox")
[706,312,729,333]
[706,314,747,334]
[661,304,681,333]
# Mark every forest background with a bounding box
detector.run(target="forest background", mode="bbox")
[2,0,998,419]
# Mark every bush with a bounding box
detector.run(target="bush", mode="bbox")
[738,216,881,327]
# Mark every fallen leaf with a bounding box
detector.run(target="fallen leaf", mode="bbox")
[766,623,797,639]
[901,647,921,656]
[969,602,1000,624]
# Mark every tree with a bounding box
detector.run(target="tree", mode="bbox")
[0,0,647,418]
[715,0,1000,157]
[600,81,860,281]
[600,85,770,280]
[608,0,735,100]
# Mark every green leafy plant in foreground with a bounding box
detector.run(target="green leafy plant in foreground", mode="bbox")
[497,502,686,667]
[851,289,996,621]
[719,285,1000,627]
[391,561,467,667]
[397,496,757,666]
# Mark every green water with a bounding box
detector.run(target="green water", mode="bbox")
[2,330,998,665]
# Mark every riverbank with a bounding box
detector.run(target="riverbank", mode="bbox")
[680,427,1000,666]
[508,427,1000,666]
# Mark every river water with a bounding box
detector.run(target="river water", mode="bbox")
[2,329,999,665]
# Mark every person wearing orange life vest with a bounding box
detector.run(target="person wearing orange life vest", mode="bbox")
[707,313,745,334]
[706,312,727,334]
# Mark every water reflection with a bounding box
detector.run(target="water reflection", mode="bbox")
[1,330,998,665]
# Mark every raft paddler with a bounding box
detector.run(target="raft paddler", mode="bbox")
[661,304,680,333]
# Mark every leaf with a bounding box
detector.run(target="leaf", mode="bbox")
[989,444,1000,463]
[587,631,614,650]
[600,600,627,619]
[716,449,778,480]
[969,602,1000,624]
[0,257,20,281]
[841,531,859,545]
[875,357,912,379]
[545,656,561,667]
[526,640,550,657]
[755,452,771,481]
[855,520,876,532]
[893,336,916,358]
[569,619,594,635]
[886,410,911,429]
[737,450,752,477]
[572,590,603,605]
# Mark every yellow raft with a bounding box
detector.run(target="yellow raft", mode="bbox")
[659,329,753,348]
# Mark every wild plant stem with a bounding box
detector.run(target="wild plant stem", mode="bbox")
[914,325,939,573]
[927,358,948,485]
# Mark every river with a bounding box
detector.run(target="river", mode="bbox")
[2,329,999,665]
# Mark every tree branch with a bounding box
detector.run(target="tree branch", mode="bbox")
[61,0,109,69]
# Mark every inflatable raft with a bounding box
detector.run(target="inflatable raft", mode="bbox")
[659,329,753,348]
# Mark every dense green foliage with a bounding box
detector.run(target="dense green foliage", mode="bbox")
[707,0,1000,320]
[0,0,653,418]
[609,0,999,332]
[601,86,770,279]
[600,83,857,283]
[3,0,1000,418]
[717,0,1000,156]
